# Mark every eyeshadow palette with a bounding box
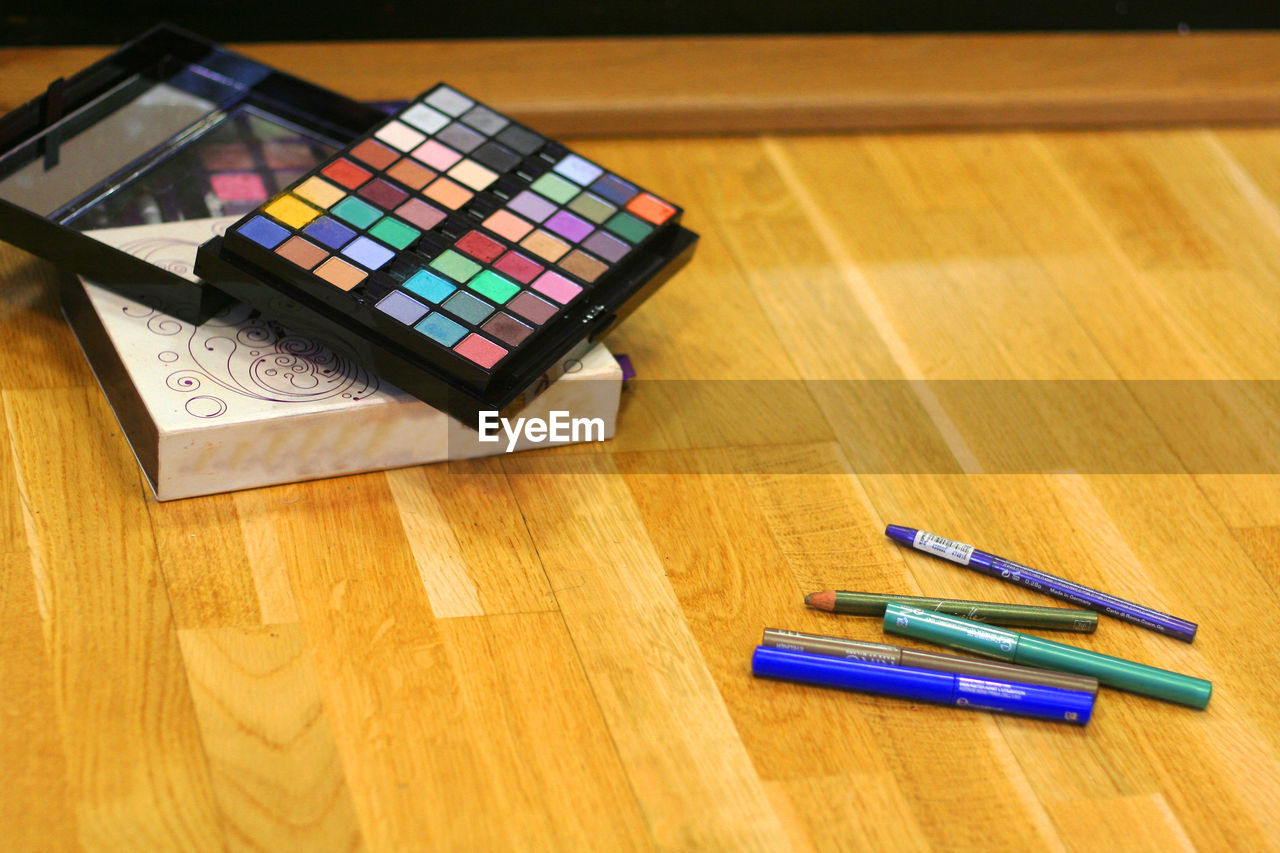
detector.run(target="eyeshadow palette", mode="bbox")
[197,84,696,425]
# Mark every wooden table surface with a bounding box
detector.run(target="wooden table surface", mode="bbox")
[3,36,1280,852]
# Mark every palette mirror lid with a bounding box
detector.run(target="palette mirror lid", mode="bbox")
[0,24,384,324]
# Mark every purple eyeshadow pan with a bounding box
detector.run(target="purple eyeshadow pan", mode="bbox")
[358,178,410,210]
[376,291,429,325]
[508,190,557,223]
[341,236,395,270]
[544,210,593,243]
[581,230,630,263]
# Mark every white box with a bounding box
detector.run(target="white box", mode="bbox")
[63,218,622,500]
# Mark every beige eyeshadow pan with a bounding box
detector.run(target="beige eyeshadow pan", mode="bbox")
[314,257,366,290]
[559,249,607,282]
[520,229,570,262]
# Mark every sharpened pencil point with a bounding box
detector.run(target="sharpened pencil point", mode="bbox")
[806,590,837,612]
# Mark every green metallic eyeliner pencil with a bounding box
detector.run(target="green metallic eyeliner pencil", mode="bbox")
[882,603,1212,709]
[806,590,1097,633]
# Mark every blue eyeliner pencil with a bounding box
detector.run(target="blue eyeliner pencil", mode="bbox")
[752,646,1093,725]
[886,525,1198,643]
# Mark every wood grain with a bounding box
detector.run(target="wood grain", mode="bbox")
[8,33,1280,134]
[4,35,1280,852]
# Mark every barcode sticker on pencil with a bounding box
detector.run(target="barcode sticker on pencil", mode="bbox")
[913,531,974,565]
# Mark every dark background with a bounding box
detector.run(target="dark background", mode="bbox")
[2,0,1277,46]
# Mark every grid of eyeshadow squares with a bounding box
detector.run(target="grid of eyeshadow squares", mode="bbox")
[228,84,680,374]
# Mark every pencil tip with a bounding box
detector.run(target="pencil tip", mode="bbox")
[806,590,837,612]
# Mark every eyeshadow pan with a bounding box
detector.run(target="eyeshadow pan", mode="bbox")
[554,154,604,186]
[521,229,570,262]
[495,124,544,156]
[545,209,593,243]
[264,195,320,229]
[529,173,578,205]
[401,102,450,134]
[559,249,607,282]
[581,230,630,262]
[302,216,358,249]
[604,211,653,243]
[567,192,616,224]
[468,270,520,304]
[395,198,447,230]
[481,313,534,346]
[626,192,678,225]
[430,249,482,283]
[508,190,556,223]
[423,177,472,210]
[507,291,558,325]
[276,236,327,270]
[358,178,410,210]
[368,216,420,250]
[416,312,467,346]
[530,270,583,304]
[454,334,507,369]
[447,159,498,191]
[211,172,268,201]
[443,291,495,324]
[483,210,533,243]
[493,251,544,283]
[351,138,399,169]
[375,120,427,153]
[321,158,373,189]
[471,141,522,173]
[589,174,639,206]
[412,140,463,171]
[424,86,475,116]
[456,230,505,263]
[376,290,429,325]
[238,215,289,249]
[437,123,485,154]
[403,269,456,303]
[315,257,366,290]
[303,215,357,249]
[386,158,435,190]
[293,176,346,209]
[331,196,382,229]
[460,104,509,135]
[341,236,395,270]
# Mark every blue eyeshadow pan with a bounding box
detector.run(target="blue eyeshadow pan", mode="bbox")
[341,236,395,269]
[402,269,456,304]
[375,291,429,325]
[303,216,357,249]
[588,174,639,206]
[237,215,289,249]
[415,312,467,346]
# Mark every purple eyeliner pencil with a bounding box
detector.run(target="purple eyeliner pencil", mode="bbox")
[886,525,1198,643]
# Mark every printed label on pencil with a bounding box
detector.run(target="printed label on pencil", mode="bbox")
[913,531,974,565]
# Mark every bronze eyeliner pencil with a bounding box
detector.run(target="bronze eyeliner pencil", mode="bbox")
[805,590,1097,633]
[762,628,1099,694]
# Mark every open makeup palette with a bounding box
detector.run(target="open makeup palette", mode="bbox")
[0,26,696,426]
[197,85,696,422]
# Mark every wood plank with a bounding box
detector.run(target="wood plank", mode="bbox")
[9,33,1280,134]
[0,551,79,851]
[3,387,223,849]
[178,624,363,851]
[503,452,791,850]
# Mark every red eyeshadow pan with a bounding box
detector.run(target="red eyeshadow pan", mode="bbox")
[321,158,372,189]
[454,334,507,368]
[350,138,400,170]
[493,251,544,284]
[358,178,410,210]
[456,230,504,263]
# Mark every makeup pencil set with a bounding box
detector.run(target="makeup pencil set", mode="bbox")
[752,525,1212,726]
